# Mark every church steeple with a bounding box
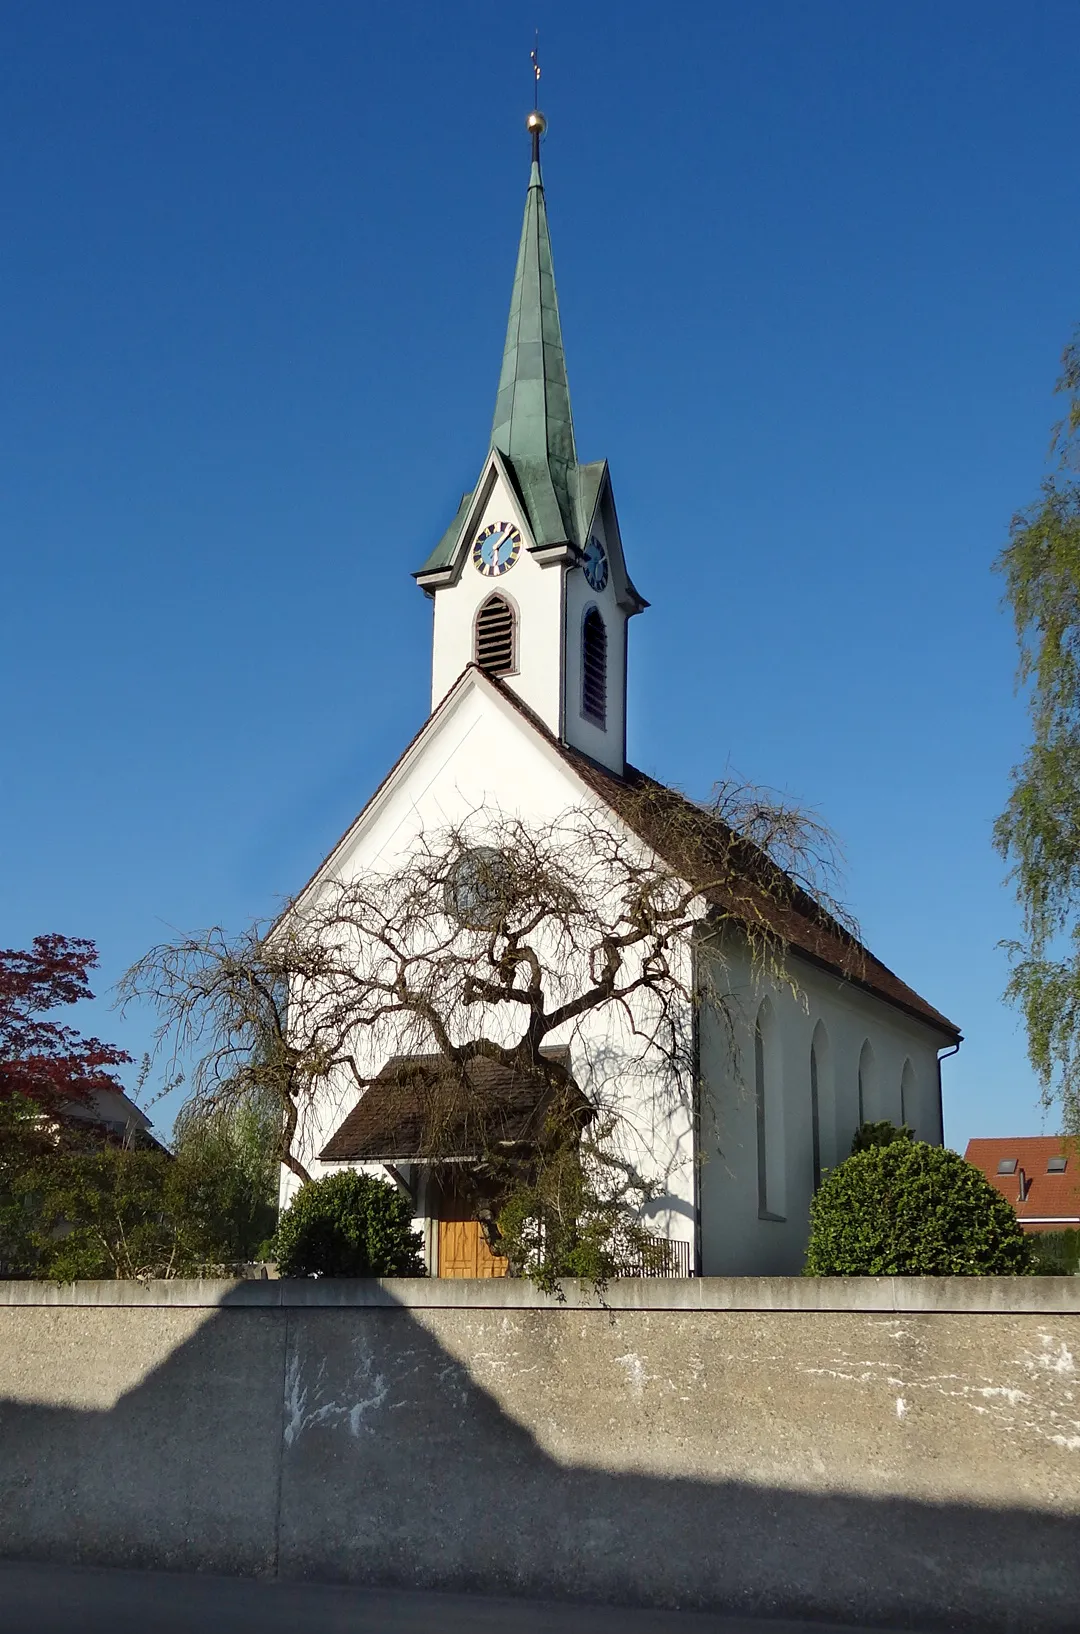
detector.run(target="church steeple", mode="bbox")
[489,112,577,548]
[415,108,646,779]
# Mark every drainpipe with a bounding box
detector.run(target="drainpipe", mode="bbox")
[936,1040,961,1146]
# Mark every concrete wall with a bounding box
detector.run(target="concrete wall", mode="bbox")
[2,1278,1079,1630]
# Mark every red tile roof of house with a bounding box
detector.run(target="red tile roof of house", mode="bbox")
[964,1137,1080,1232]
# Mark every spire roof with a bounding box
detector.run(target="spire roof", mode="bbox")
[416,118,623,580]
[489,149,578,546]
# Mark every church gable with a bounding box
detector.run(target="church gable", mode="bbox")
[285,667,606,918]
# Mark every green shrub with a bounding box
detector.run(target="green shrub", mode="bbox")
[493,1127,667,1293]
[168,1097,280,1267]
[31,1144,179,1282]
[849,1119,914,1154]
[1029,1228,1080,1275]
[805,1139,1033,1276]
[273,1170,426,1278]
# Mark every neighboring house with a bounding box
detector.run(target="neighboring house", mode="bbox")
[278,117,961,1277]
[964,1138,1079,1234]
[62,1087,164,1151]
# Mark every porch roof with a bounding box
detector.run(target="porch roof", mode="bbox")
[319,1047,578,1164]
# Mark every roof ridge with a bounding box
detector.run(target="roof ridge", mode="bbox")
[966,1135,1072,1145]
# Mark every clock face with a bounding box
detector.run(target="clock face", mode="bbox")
[583,535,609,592]
[472,522,522,577]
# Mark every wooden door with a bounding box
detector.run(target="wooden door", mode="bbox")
[437,1216,508,1278]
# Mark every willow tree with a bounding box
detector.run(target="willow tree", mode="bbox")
[122,782,853,1285]
[996,329,1080,1134]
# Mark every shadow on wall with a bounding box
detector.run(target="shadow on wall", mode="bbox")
[1,1283,1079,1633]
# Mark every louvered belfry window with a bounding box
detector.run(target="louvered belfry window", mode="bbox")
[582,607,607,727]
[475,594,515,675]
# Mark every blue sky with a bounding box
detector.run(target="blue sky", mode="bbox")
[3,1,1079,1149]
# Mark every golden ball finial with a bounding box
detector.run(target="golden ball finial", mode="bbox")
[526,109,547,136]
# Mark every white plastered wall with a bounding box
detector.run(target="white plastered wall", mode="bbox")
[430,468,564,735]
[697,933,949,1276]
[277,675,697,1261]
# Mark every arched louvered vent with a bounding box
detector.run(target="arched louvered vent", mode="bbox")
[582,607,607,726]
[475,594,515,675]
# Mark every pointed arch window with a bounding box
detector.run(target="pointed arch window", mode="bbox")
[901,1059,916,1131]
[755,1019,768,1215]
[475,594,516,675]
[810,1020,834,1183]
[755,1000,786,1221]
[858,1040,877,1128]
[582,607,607,727]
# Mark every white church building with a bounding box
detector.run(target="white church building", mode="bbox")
[279,114,960,1277]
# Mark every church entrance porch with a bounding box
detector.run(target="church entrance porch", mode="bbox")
[316,1047,586,1278]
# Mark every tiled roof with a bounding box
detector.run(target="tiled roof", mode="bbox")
[486,675,961,1042]
[282,664,960,1044]
[319,1047,578,1164]
[964,1137,1080,1230]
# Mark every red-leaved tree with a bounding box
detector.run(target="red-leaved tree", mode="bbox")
[0,935,131,1109]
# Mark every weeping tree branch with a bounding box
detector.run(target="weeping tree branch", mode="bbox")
[121,780,855,1277]
[996,327,1080,1135]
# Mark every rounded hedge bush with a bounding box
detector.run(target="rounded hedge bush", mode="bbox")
[805,1139,1033,1276]
[273,1170,426,1278]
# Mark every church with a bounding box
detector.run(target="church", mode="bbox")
[279,111,961,1277]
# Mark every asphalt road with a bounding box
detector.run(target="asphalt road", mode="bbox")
[0,1562,908,1634]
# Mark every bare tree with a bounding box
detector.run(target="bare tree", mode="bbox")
[121,779,856,1283]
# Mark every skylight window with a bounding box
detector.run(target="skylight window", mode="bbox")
[1048,1155,1068,1173]
[997,1158,1017,1175]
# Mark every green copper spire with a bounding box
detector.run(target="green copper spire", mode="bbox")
[490,114,578,546]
